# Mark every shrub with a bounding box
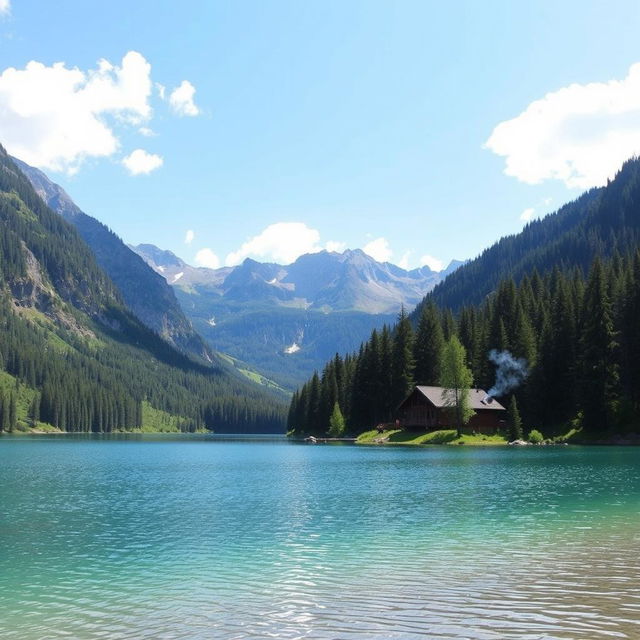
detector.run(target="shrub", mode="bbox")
[528,429,544,444]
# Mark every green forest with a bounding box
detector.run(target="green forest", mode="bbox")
[289,157,640,441]
[289,253,639,440]
[0,147,286,434]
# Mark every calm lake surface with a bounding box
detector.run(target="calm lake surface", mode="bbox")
[1,435,639,639]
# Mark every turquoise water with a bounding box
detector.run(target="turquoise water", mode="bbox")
[1,436,639,639]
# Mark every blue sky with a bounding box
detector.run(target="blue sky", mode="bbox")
[2,1,640,271]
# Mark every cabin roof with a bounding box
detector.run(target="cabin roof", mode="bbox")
[411,386,506,411]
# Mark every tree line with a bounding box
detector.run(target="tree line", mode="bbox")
[288,252,640,439]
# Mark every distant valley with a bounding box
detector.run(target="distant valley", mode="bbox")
[133,244,463,389]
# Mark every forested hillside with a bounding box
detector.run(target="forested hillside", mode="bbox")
[0,147,285,433]
[12,157,213,362]
[289,253,640,439]
[290,159,640,440]
[419,157,640,313]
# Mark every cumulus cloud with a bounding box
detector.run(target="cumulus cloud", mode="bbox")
[520,207,535,222]
[486,63,640,189]
[122,149,163,175]
[195,248,221,269]
[419,254,444,272]
[0,51,152,174]
[169,80,200,117]
[397,251,413,270]
[0,1,10,16]
[0,51,201,174]
[325,240,346,253]
[225,222,324,266]
[362,237,392,263]
[184,229,195,244]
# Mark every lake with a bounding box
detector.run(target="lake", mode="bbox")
[1,435,639,639]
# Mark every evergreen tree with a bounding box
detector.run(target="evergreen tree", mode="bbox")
[391,307,415,408]
[507,396,523,441]
[8,391,16,432]
[579,258,619,433]
[413,301,444,385]
[621,252,640,415]
[307,372,322,435]
[378,326,393,422]
[0,391,6,432]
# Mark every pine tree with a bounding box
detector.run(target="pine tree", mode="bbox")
[8,391,16,432]
[307,372,321,435]
[579,258,619,433]
[413,301,444,385]
[621,252,640,414]
[378,326,393,422]
[0,391,6,432]
[391,307,415,408]
[507,396,523,441]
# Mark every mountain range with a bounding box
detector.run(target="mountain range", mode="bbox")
[13,153,464,392]
[134,243,461,313]
[133,244,463,389]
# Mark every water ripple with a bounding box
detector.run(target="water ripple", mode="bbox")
[1,437,639,639]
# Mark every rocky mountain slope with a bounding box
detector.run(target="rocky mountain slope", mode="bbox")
[134,244,462,389]
[12,157,213,362]
[0,146,285,433]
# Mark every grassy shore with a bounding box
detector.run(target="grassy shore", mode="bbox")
[356,428,508,446]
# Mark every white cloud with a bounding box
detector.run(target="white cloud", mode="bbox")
[122,148,163,175]
[138,126,156,137]
[419,254,444,272]
[184,229,195,244]
[195,248,221,269]
[169,80,200,117]
[325,240,346,253]
[520,207,535,222]
[0,51,152,173]
[155,82,166,100]
[362,237,392,263]
[486,63,640,189]
[225,222,323,266]
[398,250,412,270]
[0,1,10,16]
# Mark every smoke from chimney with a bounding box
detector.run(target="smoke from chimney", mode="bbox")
[486,349,528,397]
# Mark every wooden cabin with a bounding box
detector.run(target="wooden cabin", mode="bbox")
[396,386,506,434]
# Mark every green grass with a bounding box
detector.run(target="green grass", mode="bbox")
[218,351,289,395]
[135,401,193,433]
[237,367,287,392]
[356,428,508,446]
